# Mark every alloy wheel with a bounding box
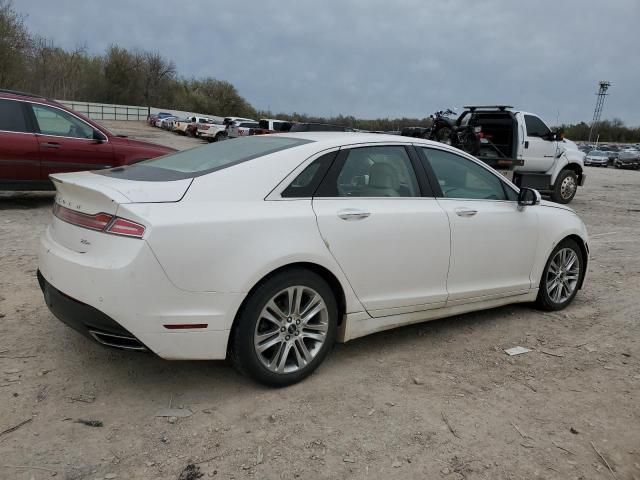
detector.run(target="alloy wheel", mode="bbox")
[254,286,329,374]
[545,248,580,304]
[560,176,576,200]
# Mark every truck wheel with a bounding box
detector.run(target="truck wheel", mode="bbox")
[214,133,224,142]
[551,170,578,204]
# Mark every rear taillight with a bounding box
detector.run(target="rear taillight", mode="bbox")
[53,204,146,239]
[53,203,112,231]
[105,218,146,238]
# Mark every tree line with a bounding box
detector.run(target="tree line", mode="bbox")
[1,1,637,140]
[559,120,640,144]
[0,1,256,118]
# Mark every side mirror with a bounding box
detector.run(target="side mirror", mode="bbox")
[92,129,106,143]
[518,187,541,207]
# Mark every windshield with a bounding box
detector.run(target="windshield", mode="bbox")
[97,136,313,181]
[589,151,606,157]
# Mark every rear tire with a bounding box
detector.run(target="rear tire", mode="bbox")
[550,170,577,204]
[230,269,338,387]
[535,238,584,311]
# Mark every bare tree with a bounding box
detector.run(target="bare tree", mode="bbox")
[0,0,32,88]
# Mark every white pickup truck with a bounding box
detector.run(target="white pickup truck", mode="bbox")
[196,121,227,142]
[174,116,212,136]
[458,106,586,204]
[225,118,258,139]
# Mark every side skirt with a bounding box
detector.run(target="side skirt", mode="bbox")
[338,290,538,342]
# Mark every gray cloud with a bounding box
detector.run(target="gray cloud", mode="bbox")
[18,0,640,124]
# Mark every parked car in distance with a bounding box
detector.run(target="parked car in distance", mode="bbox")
[613,151,640,169]
[174,116,214,136]
[584,150,610,167]
[172,118,192,135]
[157,116,178,130]
[38,133,588,386]
[227,120,259,138]
[197,120,227,142]
[0,90,176,190]
[186,118,215,138]
[148,112,173,126]
[251,118,293,135]
[605,150,619,165]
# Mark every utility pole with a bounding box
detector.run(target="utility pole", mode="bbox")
[587,81,611,143]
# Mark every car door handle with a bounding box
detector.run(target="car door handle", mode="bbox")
[41,142,61,148]
[338,209,371,221]
[455,208,478,217]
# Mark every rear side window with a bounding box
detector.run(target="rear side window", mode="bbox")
[524,115,550,137]
[31,104,94,139]
[317,146,420,197]
[98,136,313,181]
[0,99,29,133]
[281,151,337,197]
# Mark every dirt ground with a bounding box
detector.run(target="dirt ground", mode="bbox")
[1,122,639,480]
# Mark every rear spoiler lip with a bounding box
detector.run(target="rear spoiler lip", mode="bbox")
[49,171,194,204]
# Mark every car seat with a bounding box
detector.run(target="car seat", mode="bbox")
[360,163,400,197]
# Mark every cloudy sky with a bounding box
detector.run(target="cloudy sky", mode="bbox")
[16,0,640,125]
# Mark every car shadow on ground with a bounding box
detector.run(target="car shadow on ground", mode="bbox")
[50,302,532,395]
[0,191,55,210]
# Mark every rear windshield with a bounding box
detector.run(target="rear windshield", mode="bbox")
[97,136,313,181]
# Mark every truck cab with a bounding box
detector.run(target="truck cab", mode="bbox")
[458,106,585,204]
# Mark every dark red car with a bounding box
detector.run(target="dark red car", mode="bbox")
[0,90,176,190]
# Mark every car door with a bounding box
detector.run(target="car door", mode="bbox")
[28,102,115,180]
[0,98,40,185]
[312,144,451,317]
[520,113,557,172]
[418,146,539,304]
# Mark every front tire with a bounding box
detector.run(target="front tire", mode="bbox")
[551,170,578,204]
[535,239,584,311]
[230,269,338,387]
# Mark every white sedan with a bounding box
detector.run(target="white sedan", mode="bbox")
[38,133,589,386]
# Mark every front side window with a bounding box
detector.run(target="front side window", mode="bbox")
[0,99,29,133]
[524,115,551,138]
[422,148,513,201]
[318,146,420,197]
[31,104,94,139]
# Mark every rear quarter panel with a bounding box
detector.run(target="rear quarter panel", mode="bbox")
[133,199,364,314]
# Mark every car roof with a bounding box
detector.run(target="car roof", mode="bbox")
[269,131,459,150]
[0,89,63,107]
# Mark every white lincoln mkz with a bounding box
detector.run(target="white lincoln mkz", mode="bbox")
[38,133,589,386]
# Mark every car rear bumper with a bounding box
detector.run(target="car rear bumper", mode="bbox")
[38,271,149,351]
[38,225,243,360]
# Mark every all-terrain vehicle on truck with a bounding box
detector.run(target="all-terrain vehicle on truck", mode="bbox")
[457,106,586,204]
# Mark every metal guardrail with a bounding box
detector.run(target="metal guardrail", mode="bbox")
[56,100,148,121]
[56,100,222,123]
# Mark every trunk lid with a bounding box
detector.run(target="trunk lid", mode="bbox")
[49,171,192,253]
[51,171,192,211]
